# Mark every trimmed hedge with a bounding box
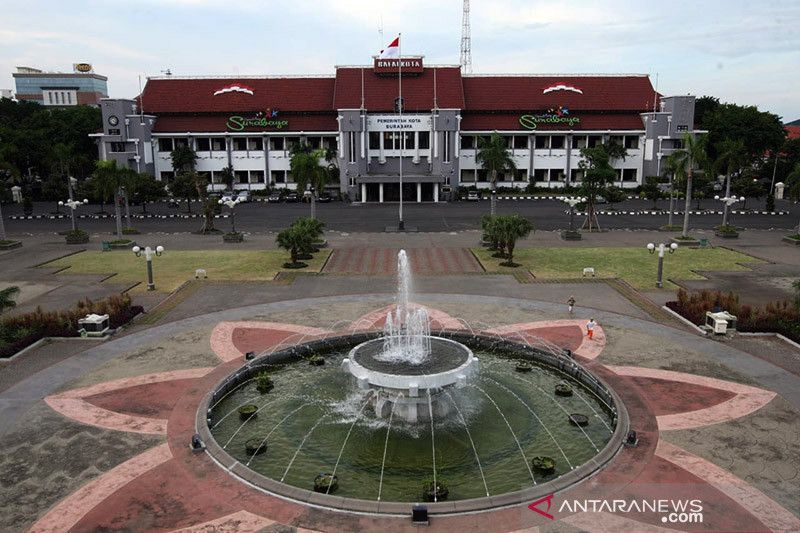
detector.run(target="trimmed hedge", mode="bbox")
[667,288,799,342]
[0,294,142,358]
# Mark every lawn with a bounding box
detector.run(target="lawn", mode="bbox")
[472,246,763,289]
[44,249,331,293]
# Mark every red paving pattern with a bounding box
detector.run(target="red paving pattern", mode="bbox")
[86,378,198,419]
[628,376,737,417]
[323,247,483,274]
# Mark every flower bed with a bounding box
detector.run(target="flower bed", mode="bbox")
[666,288,800,342]
[0,294,143,358]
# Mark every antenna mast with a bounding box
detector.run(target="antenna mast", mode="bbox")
[460,0,472,73]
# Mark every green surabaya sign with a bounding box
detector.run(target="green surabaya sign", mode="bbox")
[226,116,289,131]
[519,114,581,130]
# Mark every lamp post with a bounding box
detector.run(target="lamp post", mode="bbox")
[308,184,316,220]
[647,242,678,288]
[132,245,164,291]
[59,198,88,232]
[714,195,745,228]
[561,196,586,235]
[218,197,242,234]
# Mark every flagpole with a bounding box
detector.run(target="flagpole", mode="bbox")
[398,33,404,230]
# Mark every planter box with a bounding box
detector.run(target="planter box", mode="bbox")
[103,240,135,250]
[714,231,739,239]
[670,237,700,247]
[0,240,22,250]
[65,233,90,245]
[782,235,800,246]
[223,232,244,243]
[560,230,582,241]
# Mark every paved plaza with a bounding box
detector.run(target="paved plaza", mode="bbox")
[0,225,798,533]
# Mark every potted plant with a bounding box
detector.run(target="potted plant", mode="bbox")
[245,438,267,456]
[555,382,573,396]
[256,371,274,394]
[238,404,258,421]
[714,224,739,238]
[515,360,533,372]
[422,479,449,502]
[313,473,339,493]
[65,229,89,244]
[223,231,244,243]
[531,456,556,475]
[308,354,325,366]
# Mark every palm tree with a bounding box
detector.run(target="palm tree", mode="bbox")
[670,133,709,238]
[788,163,800,235]
[92,160,118,217]
[290,143,328,219]
[495,214,534,267]
[714,139,746,227]
[0,286,20,314]
[578,142,626,231]
[664,151,686,228]
[476,132,516,216]
[170,144,197,173]
[276,225,312,266]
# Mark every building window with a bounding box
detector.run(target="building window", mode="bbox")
[550,136,565,149]
[610,135,624,147]
[196,138,211,151]
[535,136,549,149]
[348,132,357,163]
[108,129,121,136]
[477,169,488,182]
[233,138,248,151]
[285,136,300,151]
[460,135,474,149]
[587,135,602,148]
[676,125,689,132]
[322,137,337,150]
[572,136,587,149]
[210,138,226,152]
[549,169,565,182]
[571,169,584,182]
[418,131,430,150]
[514,136,528,150]
[248,138,263,151]
[672,139,684,150]
[174,138,189,148]
[307,137,322,150]
[622,168,638,182]
[158,138,174,152]
[460,169,476,183]
[533,169,548,182]
[160,171,175,182]
[624,136,640,149]
[369,132,381,150]
[235,170,248,184]
[271,170,285,183]
[110,142,126,153]
[197,171,211,183]
[269,137,284,151]
[250,170,265,183]
[442,131,451,163]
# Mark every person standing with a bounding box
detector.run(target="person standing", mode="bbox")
[567,295,576,314]
[586,318,596,340]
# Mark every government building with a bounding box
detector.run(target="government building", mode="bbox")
[92,57,696,202]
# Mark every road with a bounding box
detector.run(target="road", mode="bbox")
[3,198,798,234]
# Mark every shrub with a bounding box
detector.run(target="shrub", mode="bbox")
[666,288,800,342]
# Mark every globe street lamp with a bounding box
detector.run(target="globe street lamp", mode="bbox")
[218,197,243,234]
[560,196,586,234]
[132,245,164,291]
[714,195,745,228]
[647,242,678,288]
[59,198,89,232]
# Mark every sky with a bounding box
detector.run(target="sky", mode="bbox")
[1,0,798,121]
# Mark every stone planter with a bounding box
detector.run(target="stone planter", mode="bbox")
[569,413,589,427]
[422,480,449,502]
[245,438,267,456]
[531,456,556,475]
[670,237,700,247]
[714,230,739,239]
[555,382,573,397]
[560,230,582,241]
[782,235,800,246]
[105,240,135,250]
[515,361,533,372]
[65,231,89,244]
[314,473,338,494]
[308,354,325,366]
[238,404,258,421]
[0,240,22,250]
[223,232,244,243]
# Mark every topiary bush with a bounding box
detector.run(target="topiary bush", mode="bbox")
[245,438,267,456]
[531,456,556,475]
[256,371,274,394]
[313,473,338,493]
[422,479,449,502]
[308,354,325,366]
[238,404,258,421]
[515,360,533,372]
[555,382,573,397]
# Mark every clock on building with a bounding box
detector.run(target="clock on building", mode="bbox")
[108,115,119,126]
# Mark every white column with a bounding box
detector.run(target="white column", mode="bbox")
[379,183,384,203]
[361,183,367,203]
[433,183,439,203]
[416,182,422,203]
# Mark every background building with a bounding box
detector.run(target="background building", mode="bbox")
[13,64,108,107]
[93,57,697,201]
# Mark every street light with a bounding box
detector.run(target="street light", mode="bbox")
[647,242,678,288]
[714,195,745,227]
[560,196,586,233]
[132,245,164,291]
[58,198,89,231]
[218,197,243,234]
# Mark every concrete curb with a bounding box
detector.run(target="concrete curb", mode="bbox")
[660,305,707,335]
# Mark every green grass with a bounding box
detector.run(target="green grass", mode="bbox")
[43,249,331,293]
[472,246,763,289]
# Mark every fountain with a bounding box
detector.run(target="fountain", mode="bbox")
[341,250,479,422]
[201,249,628,511]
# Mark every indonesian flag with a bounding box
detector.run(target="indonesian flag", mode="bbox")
[379,36,400,58]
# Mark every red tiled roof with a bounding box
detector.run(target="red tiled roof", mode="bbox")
[333,67,464,111]
[152,114,337,133]
[462,75,657,111]
[461,112,646,131]
[786,125,800,140]
[140,77,335,114]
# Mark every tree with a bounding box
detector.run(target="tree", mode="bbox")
[664,151,686,228]
[0,286,20,314]
[693,96,720,129]
[476,132,516,216]
[123,171,166,213]
[704,103,785,164]
[714,139,747,226]
[91,160,118,214]
[291,217,326,256]
[732,175,766,209]
[670,133,709,238]
[604,186,627,211]
[170,144,197,173]
[578,141,626,231]
[170,172,198,213]
[494,214,534,267]
[290,143,330,219]
[218,166,234,191]
[276,225,313,267]
[785,162,800,202]
[641,176,662,209]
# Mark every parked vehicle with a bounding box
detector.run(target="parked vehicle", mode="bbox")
[466,191,481,201]
[317,193,333,203]
[267,191,283,203]
[236,190,252,203]
[221,192,236,203]
[285,192,300,203]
